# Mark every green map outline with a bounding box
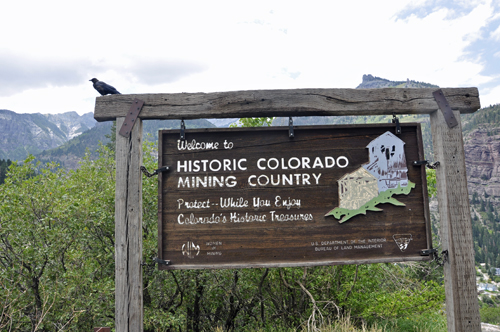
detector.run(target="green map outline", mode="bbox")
[325,181,416,223]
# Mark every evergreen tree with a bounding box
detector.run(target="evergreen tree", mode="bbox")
[0,159,12,185]
[105,120,117,152]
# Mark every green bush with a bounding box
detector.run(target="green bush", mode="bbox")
[481,306,500,325]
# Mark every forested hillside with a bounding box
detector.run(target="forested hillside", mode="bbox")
[0,110,95,161]
[35,119,216,169]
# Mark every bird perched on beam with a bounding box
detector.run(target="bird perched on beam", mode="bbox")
[89,78,121,95]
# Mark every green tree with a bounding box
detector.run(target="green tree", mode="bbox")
[0,148,116,330]
[230,117,274,128]
[426,168,437,198]
[0,159,12,185]
[481,306,500,325]
[105,121,117,152]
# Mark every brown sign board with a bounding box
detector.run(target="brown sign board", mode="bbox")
[158,123,432,270]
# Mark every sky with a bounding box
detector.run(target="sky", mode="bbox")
[0,0,499,115]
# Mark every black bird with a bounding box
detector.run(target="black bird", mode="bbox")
[89,78,121,95]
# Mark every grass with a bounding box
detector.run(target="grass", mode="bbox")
[213,312,448,332]
[376,311,447,332]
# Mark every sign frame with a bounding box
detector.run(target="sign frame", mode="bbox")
[96,87,481,331]
[157,123,432,270]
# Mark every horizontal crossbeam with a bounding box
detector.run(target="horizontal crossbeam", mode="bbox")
[93,87,479,122]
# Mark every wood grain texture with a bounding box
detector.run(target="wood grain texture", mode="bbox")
[430,110,480,332]
[115,117,143,332]
[94,87,479,121]
[158,124,432,270]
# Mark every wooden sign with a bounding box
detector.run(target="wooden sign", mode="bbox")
[158,123,432,269]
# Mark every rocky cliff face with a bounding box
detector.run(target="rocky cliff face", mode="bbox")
[465,128,500,198]
[44,112,96,139]
[461,105,500,201]
[0,109,96,161]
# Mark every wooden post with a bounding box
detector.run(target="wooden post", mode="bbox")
[115,117,143,332]
[430,110,480,332]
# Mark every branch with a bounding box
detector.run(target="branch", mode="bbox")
[343,265,359,302]
[296,280,324,332]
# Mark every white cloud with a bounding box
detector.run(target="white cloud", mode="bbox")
[0,51,101,96]
[478,82,500,107]
[491,22,500,40]
[0,0,499,114]
[0,85,96,115]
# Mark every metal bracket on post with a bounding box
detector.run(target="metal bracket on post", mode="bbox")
[141,257,171,269]
[413,160,428,167]
[428,161,440,169]
[140,166,170,178]
[420,248,438,256]
[433,89,458,128]
[420,248,448,266]
[153,257,171,266]
[438,250,449,266]
[119,98,144,138]
[392,114,401,135]
[412,160,440,169]
[289,117,294,138]
[180,119,186,141]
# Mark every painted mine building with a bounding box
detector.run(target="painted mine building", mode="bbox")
[363,131,409,192]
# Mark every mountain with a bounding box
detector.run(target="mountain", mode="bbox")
[462,105,500,198]
[206,118,238,127]
[273,75,438,127]
[461,105,500,268]
[35,122,113,169]
[0,108,217,168]
[36,119,216,169]
[272,76,435,159]
[0,109,96,161]
[356,74,439,89]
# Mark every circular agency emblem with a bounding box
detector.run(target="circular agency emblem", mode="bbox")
[182,241,200,259]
